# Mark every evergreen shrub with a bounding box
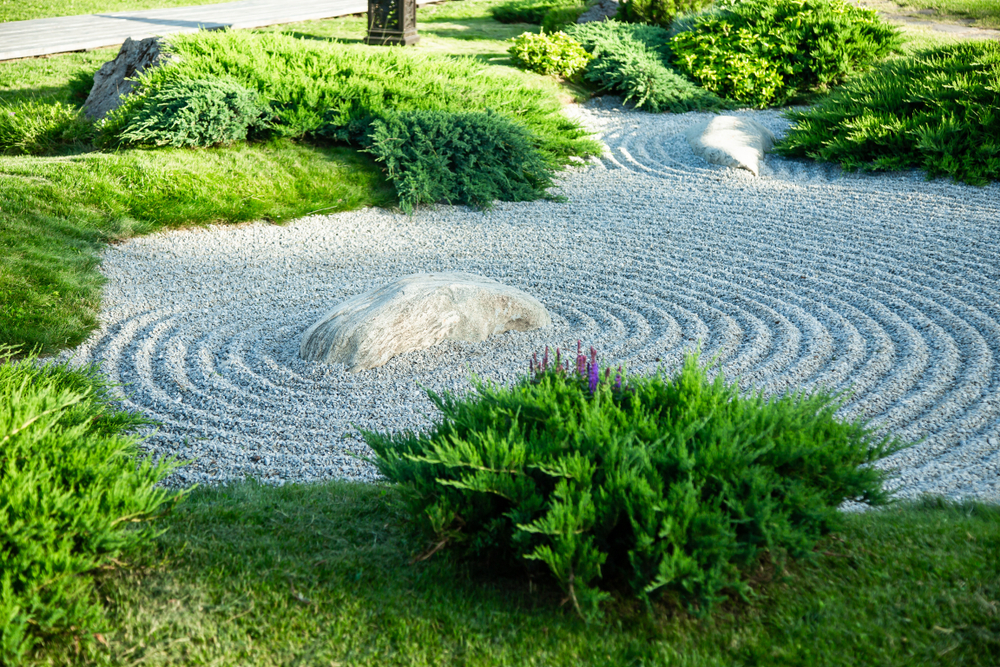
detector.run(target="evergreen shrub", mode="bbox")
[106,31,595,164]
[541,4,587,32]
[100,76,272,148]
[491,0,581,25]
[671,0,901,107]
[776,41,1000,185]
[365,347,902,619]
[0,100,94,155]
[363,110,554,213]
[566,20,724,112]
[508,31,593,78]
[616,0,714,29]
[0,349,181,664]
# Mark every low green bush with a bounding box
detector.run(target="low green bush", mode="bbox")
[567,20,724,112]
[776,41,1000,185]
[108,30,595,164]
[616,0,714,29]
[363,110,554,213]
[491,0,580,25]
[0,100,94,155]
[365,347,902,619]
[671,0,901,107]
[0,349,181,664]
[540,4,586,32]
[101,76,272,148]
[508,31,593,78]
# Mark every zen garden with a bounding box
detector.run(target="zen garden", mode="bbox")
[1,0,999,664]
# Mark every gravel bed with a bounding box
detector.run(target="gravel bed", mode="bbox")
[64,98,1000,501]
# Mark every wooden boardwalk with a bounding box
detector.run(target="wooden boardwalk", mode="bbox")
[0,0,432,61]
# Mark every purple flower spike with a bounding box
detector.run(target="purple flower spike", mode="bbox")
[588,361,599,395]
[543,346,549,371]
[614,365,623,391]
[605,367,611,381]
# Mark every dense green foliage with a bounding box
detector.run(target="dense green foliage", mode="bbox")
[617,0,714,29]
[777,40,1000,185]
[366,350,901,619]
[364,110,555,213]
[508,30,593,78]
[541,4,587,32]
[101,77,272,148]
[0,350,180,664]
[0,100,94,155]
[107,30,594,164]
[671,0,901,107]
[490,0,581,26]
[567,20,724,112]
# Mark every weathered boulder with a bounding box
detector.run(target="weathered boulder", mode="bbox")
[83,37,166,120]
[300,272,552,371]
[685,115,776,176]
[577,0,619,24]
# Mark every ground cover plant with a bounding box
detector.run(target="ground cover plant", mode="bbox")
[0,348,181,664]
[366,110,557,212]
[364,348,902,619]
[671,0,902,107]
[490,0,585,28]
[777,39,1000,185]
[507,30,593,77]
[616,0,714,29]
[567,20,725,112]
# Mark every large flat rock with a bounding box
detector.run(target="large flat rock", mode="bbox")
[300,272,552,371]
[685,115,776,176]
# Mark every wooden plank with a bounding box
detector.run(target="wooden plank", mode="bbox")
[0,0,436,61]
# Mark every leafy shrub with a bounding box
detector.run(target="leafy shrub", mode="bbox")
[776,41,1000,185]
[671,0,901,107]
[365,347,901,619]
[109,31,596,164]
[541,4,586,32]
[567,20,724,112]
[491,0,580,25]
[617,0,714,29]
[0,100,95,155]
[363,110,554,213]
[0,349,181,664]
[508,31,593,78]
[100,76,272,148]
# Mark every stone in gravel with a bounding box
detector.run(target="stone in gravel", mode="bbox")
[300,272,552,371]
[685,115,776,176]
[84,37,167,120]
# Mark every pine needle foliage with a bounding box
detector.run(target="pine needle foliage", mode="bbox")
[365,349,902,621]
[0,100,95,155]
[108,30,595,164]
[776,40,1000,185]
[670,0,901,107]
[0,348,182,664]
[616,0,714,29]
[364,110,554,213]
[566,20,724,112]
[100,76,272,148]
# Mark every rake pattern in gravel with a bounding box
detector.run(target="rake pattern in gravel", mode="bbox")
[66,100,1000,500]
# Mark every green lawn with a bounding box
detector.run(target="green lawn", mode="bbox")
[32,483,999,666]
[0,0,210,22]
[888,0,1000,29]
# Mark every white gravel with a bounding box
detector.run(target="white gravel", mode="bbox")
[65,98,1000,501]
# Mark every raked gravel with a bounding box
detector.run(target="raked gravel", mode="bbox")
[64,98,1000,501]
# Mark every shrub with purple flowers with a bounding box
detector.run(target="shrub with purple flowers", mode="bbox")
[364,346,904,620]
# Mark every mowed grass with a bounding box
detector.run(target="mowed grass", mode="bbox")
[0,0,209,22]
[30,482,998,666]
[889,0,1000,29]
